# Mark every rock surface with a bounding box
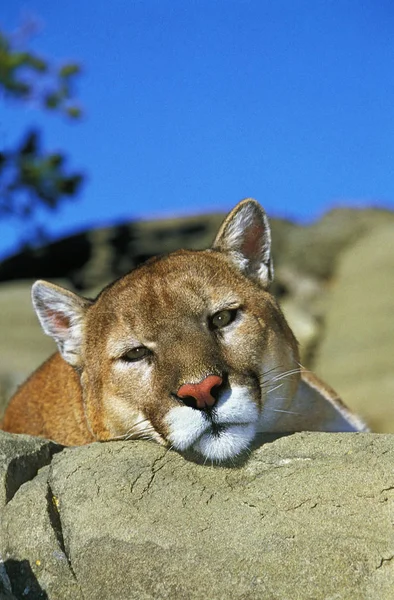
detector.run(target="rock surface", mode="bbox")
[1,430,393,599]
[315,223,394,432]
[0,432,62,509]
[0,281,56,416]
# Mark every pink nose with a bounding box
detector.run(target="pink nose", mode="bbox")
[177,375,223,409]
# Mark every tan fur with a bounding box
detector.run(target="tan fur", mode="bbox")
[3,353,93,445]
[1,199,367,460]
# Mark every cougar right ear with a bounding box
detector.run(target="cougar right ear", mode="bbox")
[212,198,274,288]
[32,280,93,368]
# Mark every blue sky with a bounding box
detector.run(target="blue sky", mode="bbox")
[1,0,394,259]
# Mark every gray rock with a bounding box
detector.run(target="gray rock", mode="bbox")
[0,557,16,600]
[1,432,393,599]
[0,281,56,418]
[0,431,62,508]
[0,590,17,600]
[314,223,394,432]
[0,213,226,291]
[280,299,320,362]
[276,207,394,281]
[1,467,82,600]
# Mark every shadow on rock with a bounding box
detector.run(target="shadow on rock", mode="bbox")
[2,559,48,600]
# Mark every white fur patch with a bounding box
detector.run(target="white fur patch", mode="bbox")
[165,386,259,461]
[194,424,257,462]
[224,204,257,246]
[214,388,258,423]
[166,406,208,451]
[228,250,250,273]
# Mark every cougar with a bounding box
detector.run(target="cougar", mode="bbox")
[1,199,367,461]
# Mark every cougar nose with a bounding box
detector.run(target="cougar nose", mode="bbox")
[177,375,223,409]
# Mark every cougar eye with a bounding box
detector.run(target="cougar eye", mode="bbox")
[122,347,151,362]
[209,309,237,330]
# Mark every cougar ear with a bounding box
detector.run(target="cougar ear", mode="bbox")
[212,198,274,288]
[32,280,93,368]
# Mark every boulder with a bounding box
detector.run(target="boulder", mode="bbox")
[1,430,393,599]
[0,431,62,509]
[0,214,225,291]
[0,434,63,599]
[0,282,55,418]
[314,223,394,432]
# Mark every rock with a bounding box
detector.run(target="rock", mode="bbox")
[0,282,56,418]
[0,558,17,600]
[1,467,82,600]
[0,213,226,291]
[280,299,320,362]
[314,223,394,432]
[3,207,392,293]
[0,431,62,509]
[0,589,17,600]
[276,266,325,361]
[1,432,393,599]
[277,207,394,281]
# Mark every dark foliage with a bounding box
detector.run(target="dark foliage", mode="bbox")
[0,25,85,247]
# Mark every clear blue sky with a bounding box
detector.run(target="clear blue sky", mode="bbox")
[1,0,394,259]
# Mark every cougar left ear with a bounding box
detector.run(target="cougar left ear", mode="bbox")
[212,198,274,288]
[32,280,93,368]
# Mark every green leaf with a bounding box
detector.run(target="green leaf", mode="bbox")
[25,54,48,72]
[19,131,38,155]
[44,92,61,109]
[5,80,31,96]
[59,63,81,78]
[46,154,64,170]
[65,105,82,119]
[0,26,85,245]
[60,174,83,195]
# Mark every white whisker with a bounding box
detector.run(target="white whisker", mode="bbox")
[265,408,301,415]
[112,417,153,440]
[269,368,303,382]
[266,382,285,394]
[111,416,157,442]
[260,365,284,378]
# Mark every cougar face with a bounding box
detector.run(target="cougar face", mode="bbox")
[80,250,298,461]
[32,199,301,462]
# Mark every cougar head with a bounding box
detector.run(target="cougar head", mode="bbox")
[32,199,300,462]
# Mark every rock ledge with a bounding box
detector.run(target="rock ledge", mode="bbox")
[1,431,393,600]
